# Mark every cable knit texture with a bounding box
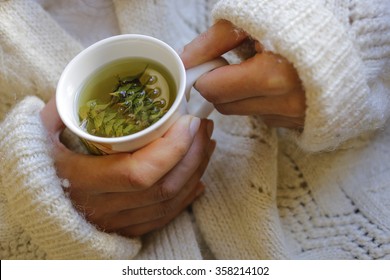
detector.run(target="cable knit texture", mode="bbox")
[1,0,390,259]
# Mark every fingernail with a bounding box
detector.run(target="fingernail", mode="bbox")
[207,120,214,138]
[189,117,201,138]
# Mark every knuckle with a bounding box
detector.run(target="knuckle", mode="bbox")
[155,203,174,219]
[196,31,211,46]
[182,31,210,59]
[119,154,151,190]
[121,163,149,190]
[194,80,216,103]
[215,104,230,115]
[126,171,149,190]
[171,141,190,159]
[154,180,179,201]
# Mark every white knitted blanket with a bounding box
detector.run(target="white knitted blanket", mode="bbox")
[1,0,390,259]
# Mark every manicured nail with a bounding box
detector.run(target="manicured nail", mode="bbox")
[189,117,201,138]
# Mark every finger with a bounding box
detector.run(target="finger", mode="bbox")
[195,52,302,104]
[94,139,216,231]
[261,115,305,130]
[61,115,201,194]
[214,90,306,118]
[148,120,213,200]
[117,182,206,237]
[181,20,247,69]
[127,115,202,189]
[102,163,208,232]
[78,120,214,215]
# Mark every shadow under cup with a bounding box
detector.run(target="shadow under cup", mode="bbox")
[56,34,188,155]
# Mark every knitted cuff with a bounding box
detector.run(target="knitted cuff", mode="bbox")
[212,0,381,152]
[0,97,141,259]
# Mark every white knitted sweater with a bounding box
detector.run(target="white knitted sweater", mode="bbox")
[1,0,390,259]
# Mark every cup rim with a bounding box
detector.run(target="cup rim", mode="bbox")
[56,34,186,144]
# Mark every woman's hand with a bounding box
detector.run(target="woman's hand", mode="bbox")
[181,20,306,129]
[40,96,215,237]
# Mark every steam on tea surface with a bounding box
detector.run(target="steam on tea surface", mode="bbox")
[77,57,176,137]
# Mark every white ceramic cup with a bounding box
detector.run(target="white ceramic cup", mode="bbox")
[56,34,227,154]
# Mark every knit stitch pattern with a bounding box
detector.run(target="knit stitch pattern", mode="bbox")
[113,0,209,50]
[278,125,390,259]
[194,115,288,259]
[0,97,142,259]
[1,0,390,260]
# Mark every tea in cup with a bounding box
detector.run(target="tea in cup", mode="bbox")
[56,34,226,154]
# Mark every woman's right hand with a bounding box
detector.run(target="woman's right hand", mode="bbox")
[41,96,215,237]
[181,20,306,130]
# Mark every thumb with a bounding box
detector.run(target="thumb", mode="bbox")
[55,115,202,193]
[181,20,247,69]
[128,115,201,187]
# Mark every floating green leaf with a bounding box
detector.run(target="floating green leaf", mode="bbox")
[79,66,169,138]
[94,111,105,129]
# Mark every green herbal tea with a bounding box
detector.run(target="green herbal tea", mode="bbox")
[77,57,176,137]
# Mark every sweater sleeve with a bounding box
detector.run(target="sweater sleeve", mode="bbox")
[113,0,209,50]
[212,0,390,152]
[0,97,142,259]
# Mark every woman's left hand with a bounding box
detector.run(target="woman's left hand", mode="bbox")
[40,96,215,237]
[181,20,306,130]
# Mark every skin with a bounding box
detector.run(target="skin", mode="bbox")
[40,96,215,237]
[181,20,306,130]
[38,20,303,238]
